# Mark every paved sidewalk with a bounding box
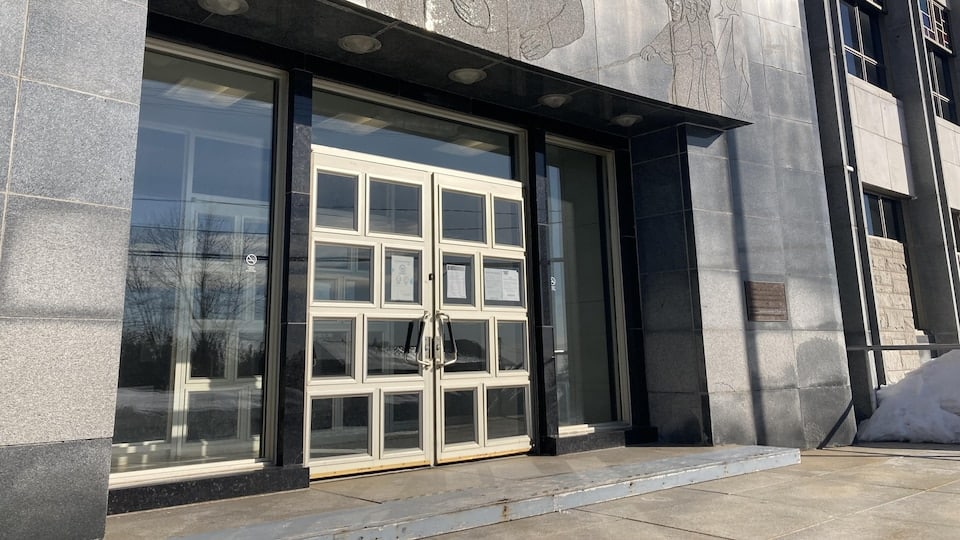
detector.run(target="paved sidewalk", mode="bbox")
[437,444,960,539]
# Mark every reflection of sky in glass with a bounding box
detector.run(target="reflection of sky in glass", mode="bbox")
[312,90,515,180]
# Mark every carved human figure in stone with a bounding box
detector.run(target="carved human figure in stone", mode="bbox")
[640,0,721,113]
[715,0,749,115]
[367,0,426,27]
[450,0,585,60]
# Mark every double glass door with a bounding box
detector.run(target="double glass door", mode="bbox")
[306,150,531,477]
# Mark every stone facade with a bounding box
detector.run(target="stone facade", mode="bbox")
[867,236,923,383]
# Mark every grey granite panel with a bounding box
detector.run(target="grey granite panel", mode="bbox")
[10,81,139,207]
[729,160,778,219]
[778,168,830,224]
[0,0,26,76]
[794,331,851,389]
[738,216,786,276]
[770,117,822,173]
[640,271,695,332]
[0,438,110,540]
[648,392,708,444]
[757,0,802,28]
[0,74,16,184]
[728,118,774,166]
[765,66,814,122]
[0,196,130,320]
[786,276,844,331]
[637,212,690,273]
[703,330,797,393]
[21,0,146,102]
[697,269,746,330]
[642,331,705,394]
[782,220,837,278]
[798,386,857,447]
[688,155,733,213]
[686,127,728,158]
[759,19,807,74]
[709,388,805,447]
[692,211,737,270]
[0,318,122,445]
[633,156,685,218]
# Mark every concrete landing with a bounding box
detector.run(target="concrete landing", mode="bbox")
[106,445,799,540]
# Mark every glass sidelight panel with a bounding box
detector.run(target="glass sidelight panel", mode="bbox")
[312,319,354,378]
[442,254,475,305]
[314,244,372,302]
[442,190,486,243]
[384,393,421,452]
[494,198,523,247]
[385,250,421,304]
[310,396,371,459]
[315,171,358,230]
[367,320,423,376]
[113,50,276,473]
[370,179,421,236]
[443,321,488,373]
[443,390,477,445]
[487,387,527,439]
[482,258,525,307]
[497,321,526,371]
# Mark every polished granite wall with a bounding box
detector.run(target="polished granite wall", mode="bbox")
[0,1,147,538]
[631,0,857,448]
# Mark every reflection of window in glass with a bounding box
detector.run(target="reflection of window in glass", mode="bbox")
[313,244,373,302]
[921,0,952,51]
[310,396,371,459]
[442,190,486,243]
[312,90,516,180]
[929,51,957,122]
[547,143,620,427]
[494,198,523,246]
[384,393,421,452]
[113,49,276,473]
[370,179,421,236]
[367,320,423,376]
[840,0,886,88]
[315,171,358,230]
[487,387,527,439]
[312,319,355,378]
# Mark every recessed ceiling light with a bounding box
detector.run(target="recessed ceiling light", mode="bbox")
[338,35,382,55]
[448,68,487,85]
[198,0,249,16]
[538,94,572,108]
[611,114,643,127]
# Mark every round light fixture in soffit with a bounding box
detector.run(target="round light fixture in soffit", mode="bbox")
[448,68,487,85]
[198,0,249,16]
[338,35,383,55]
[538,94,572,108]
[611,114,643,127]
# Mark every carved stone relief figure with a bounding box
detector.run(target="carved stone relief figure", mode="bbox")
[450,0,585,60]
[715,0,749,115]
[640,0,721,114]
[367,0,427,27]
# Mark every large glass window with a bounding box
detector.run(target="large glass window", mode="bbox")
[921,0,952,51]
[864,192,904,241]
[112,50,277,473]
[547,143,622,427]
[840,0,886,88]
[929,51,957,122]
[312,89,516,180]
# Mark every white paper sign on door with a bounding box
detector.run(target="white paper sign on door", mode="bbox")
[485,268,521,302]
[391,255,415,302]
[446,264,467,299]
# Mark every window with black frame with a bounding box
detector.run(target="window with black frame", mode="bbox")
[864,192,905,242]
[920,0,958,123]
[840,0,887,88]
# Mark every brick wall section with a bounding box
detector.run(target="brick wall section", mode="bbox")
[867,236,923,383]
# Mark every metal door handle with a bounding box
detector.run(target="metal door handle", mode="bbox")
[437,312,458,367]
[415,312,433,369]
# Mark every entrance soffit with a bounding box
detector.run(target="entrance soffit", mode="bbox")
[147,0,747,134]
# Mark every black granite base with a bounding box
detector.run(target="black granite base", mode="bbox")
[542,429,628,455]
[0,438,111,540]
[108,465,309,514]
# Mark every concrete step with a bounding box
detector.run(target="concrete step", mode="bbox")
[180,445,799,540]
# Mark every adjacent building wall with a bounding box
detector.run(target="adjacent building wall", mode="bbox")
[0,1,146,538]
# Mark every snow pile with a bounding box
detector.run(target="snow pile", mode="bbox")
[857,352,960,443]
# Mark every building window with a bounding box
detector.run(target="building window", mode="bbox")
[929,50,958,121]
[112,49,279,474]
[864,192,904,241]
[920,0,952,51]
[840,0,887,88]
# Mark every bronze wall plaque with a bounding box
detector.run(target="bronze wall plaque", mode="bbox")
[745,281,788,322]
